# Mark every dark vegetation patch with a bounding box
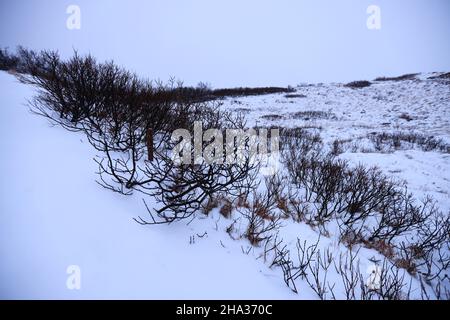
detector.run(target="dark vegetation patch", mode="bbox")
[0,47,294,102]
[398,113,414,122]
[212,86,295,98]
[428,72,450,80]
[261,111,334,122]
[289,110,333,120]
[369,131,450,153]
[280,128,449,292]
[158,85,295,103]
[285,94,307,99]
[374,73,419,82]
[344,80,371,89]
[0,48,19,72]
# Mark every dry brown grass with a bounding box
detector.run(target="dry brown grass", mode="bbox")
[219,199,233,218]
[364,239,395,259]
[236,194,251,209]
[394,258,417,275]
[202,196,220,215]
[254,201,274,221]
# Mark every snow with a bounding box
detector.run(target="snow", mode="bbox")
[0,71,448,299]
[225,76,450,142]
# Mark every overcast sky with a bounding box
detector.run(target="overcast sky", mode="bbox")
[1,0,449,87]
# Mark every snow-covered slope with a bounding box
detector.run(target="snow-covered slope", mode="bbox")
[1,71,448,299]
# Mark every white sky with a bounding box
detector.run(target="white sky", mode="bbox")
[1,0,449,87]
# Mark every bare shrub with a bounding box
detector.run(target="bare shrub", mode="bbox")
[238,176,287,245]
[133,140,261,225]
[338,165,397,226]
[285,155,397,228]
[285,187,310,223]
[364,240,396,260]
[428,72,450,80]
[306,158,348,223]
[270,237,320,294]
[202,196,220,215]
[344,80,371,89]
[361,260,409,300]
[13,48,262,225]
[212,86,295,98]
[240,193,282,246]
[335,252,410,300]
[369,193,438,244]
[0,47,19,71]
[280,127,322,155]
[339,228,365,250]
[330,139,345,156]
[334,249,362,299]
[282,127,449,282]
[271,241,299,293]
[402,210,450,284]
[304,247,335,300]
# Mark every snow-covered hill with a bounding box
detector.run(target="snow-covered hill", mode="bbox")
[223,73,450,213]
[1,71,448,299]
